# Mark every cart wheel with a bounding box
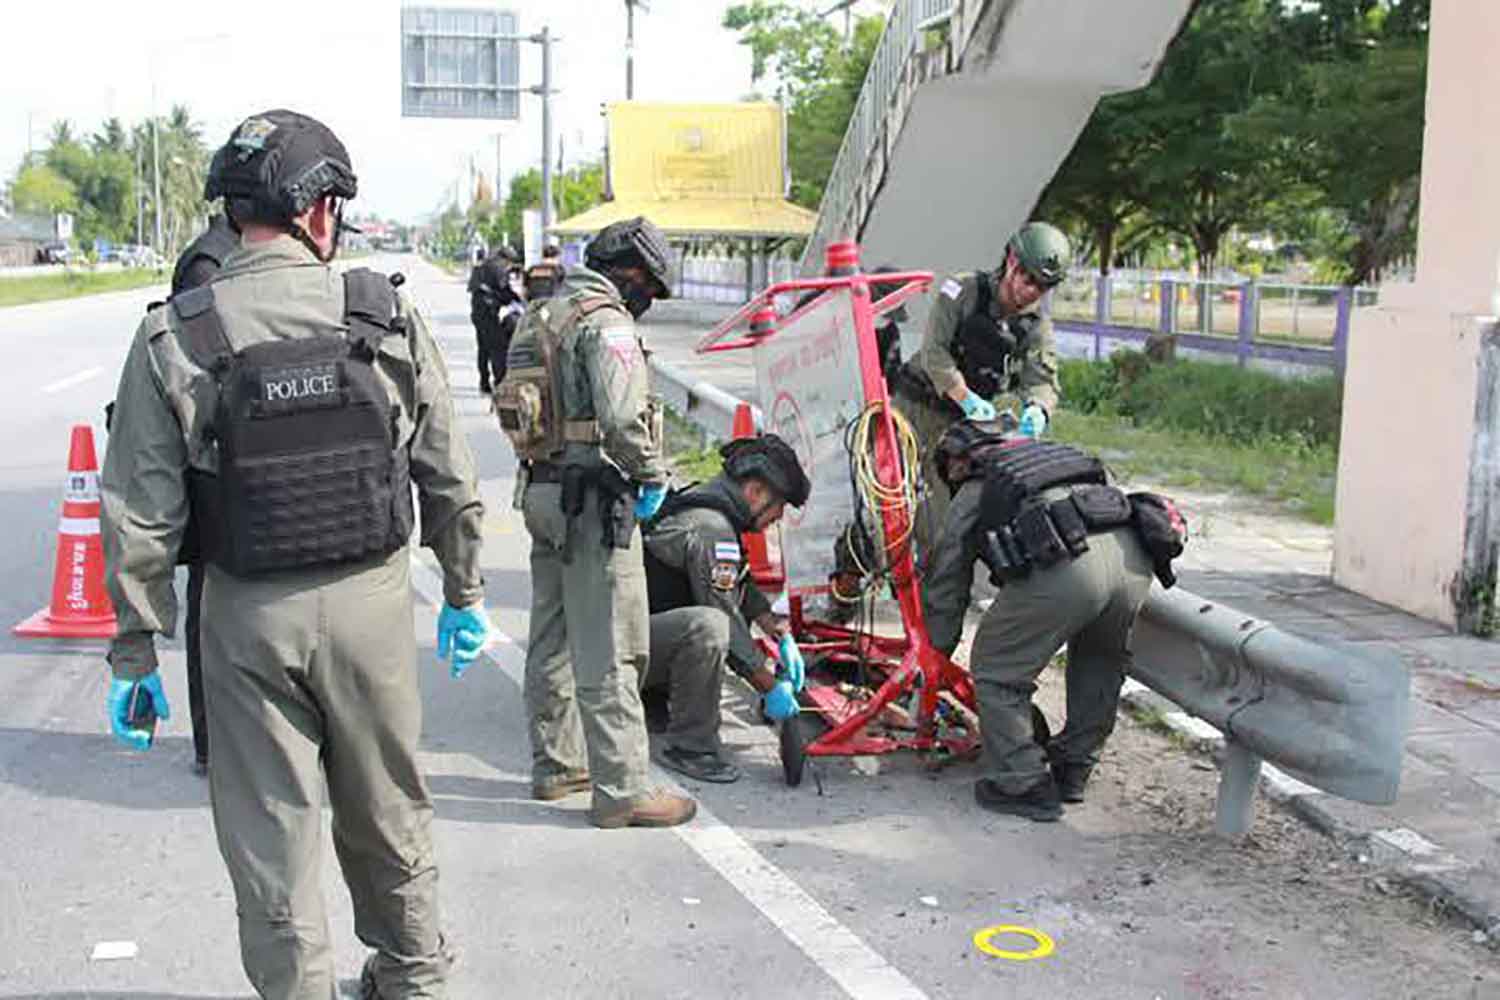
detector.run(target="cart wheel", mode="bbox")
[779,709,825,788]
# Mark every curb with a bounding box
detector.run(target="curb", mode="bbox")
[1120,679,1500,947]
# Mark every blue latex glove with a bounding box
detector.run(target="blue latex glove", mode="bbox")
[1019,403,1049,439]
[437,603,492,679]
[107,673,171,751]
[634,483,668,521]
[776,634,806,692]
[959,392,997,421]
[763,680,799,722]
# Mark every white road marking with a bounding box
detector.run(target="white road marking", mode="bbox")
[408,553,929,1000]
[40,366,104,395]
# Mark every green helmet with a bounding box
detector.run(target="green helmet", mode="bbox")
[1006,221,1070,288]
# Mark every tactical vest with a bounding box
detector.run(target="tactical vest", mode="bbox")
[173,268,414,577]
[494,293,620,463]
[524,261,564,301]
[642,485,751,615]
[953,274,1039,399]
[970,440,1185,588]
[170,215,237,297]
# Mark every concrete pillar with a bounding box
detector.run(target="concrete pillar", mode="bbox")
[1334,0,1500,629]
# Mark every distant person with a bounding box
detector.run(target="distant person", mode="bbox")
[469,245,521,394]
[523,242,566,301]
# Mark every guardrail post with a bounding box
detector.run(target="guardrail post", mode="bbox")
[1236,280,1256,367]
[1214,741,1264,838]
[1158,278,1175,334]
[1333,286,1353,379]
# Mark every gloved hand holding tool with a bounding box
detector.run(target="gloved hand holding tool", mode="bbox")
[107,672,171,751]
[763,680,799,722]
[1019,402,1048,439]
[437,603,493,679]
[959,392,997,422]
[776,634,806,692]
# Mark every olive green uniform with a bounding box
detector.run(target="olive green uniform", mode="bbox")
[894,270,1059,541]
[923,480,1153,794]
[101,236,484,1000]
[520,265,665,807]
[639,476,775,754]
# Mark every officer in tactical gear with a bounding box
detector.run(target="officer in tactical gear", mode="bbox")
[101,109,489,999]
[893,221,1068,541]
[169,212,239,776]
[501,215,696,827]
[469,245,521,394]
[922,420,1183,822]
[523,242,566,301]
[640,433,812,783]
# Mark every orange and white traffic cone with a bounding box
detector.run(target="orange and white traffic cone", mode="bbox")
[14,425,118,639]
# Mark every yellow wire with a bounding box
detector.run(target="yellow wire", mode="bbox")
[846,400,921,579]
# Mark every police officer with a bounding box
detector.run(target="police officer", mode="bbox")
[101,109,490,998]
[469,245,521,394]
[523,242,565,300]
[640,434,812,783]
[892,222,1069,538]
[922,421,1174,822]
[170,211,239,776]
[502,215,695,827]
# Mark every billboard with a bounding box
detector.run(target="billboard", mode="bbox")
[401,7,521,120]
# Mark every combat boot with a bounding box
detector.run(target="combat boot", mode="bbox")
[590,789,698,829]
[974,776,1063,822]
[658,746,741,784]
[532,770,591,801]
[1050,761,1093,804]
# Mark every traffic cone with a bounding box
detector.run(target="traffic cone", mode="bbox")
[14,425,118,639]
[732,403,785,594]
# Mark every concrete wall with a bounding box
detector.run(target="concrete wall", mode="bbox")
[1333,0,1500,628]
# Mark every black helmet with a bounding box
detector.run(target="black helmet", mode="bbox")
[205,109,357,226]
[933,418,1012,489]
[721,433,810,508]
[585,216,673,298]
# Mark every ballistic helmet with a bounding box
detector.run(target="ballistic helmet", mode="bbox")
[585,216,674,298]
[721,433,810,508]
[205,109,357,226]
[1006,221,1070,289]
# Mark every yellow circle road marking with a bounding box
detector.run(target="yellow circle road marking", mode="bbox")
[972,924,1055,961]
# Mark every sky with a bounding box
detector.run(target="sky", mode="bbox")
[0,0,881,222]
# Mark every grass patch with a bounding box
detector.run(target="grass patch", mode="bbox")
[662,406,724,481]
[1053,409,1337,524]
[0,268,168,308]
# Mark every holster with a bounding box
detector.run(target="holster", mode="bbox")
[597,468,636,550]
[978,526,1030,587]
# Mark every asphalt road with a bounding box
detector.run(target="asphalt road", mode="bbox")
[0,255,1492,999]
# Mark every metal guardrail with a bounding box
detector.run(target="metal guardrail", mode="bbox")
[1133,586,1409,836]
[801,0,956,273]
[648,356,758,443]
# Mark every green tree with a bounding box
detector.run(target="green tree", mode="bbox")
[10,164,77,216]
[723,2,883,210]
[1234,0,1428,283]
[485,162,606,250]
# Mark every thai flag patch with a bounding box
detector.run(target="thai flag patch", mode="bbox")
[714,541,742,562]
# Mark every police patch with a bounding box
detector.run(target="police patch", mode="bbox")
[940,278,963,300]
[233,116,278,151]
[260,362,340,406]
[711,561,739,591]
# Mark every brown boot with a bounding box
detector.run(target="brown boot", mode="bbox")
[589,789,697,829]
[532,770,591,801]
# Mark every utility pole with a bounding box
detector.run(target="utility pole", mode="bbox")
[625,1,649,99]
[531,26,556,235]
[151,79,162,257]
